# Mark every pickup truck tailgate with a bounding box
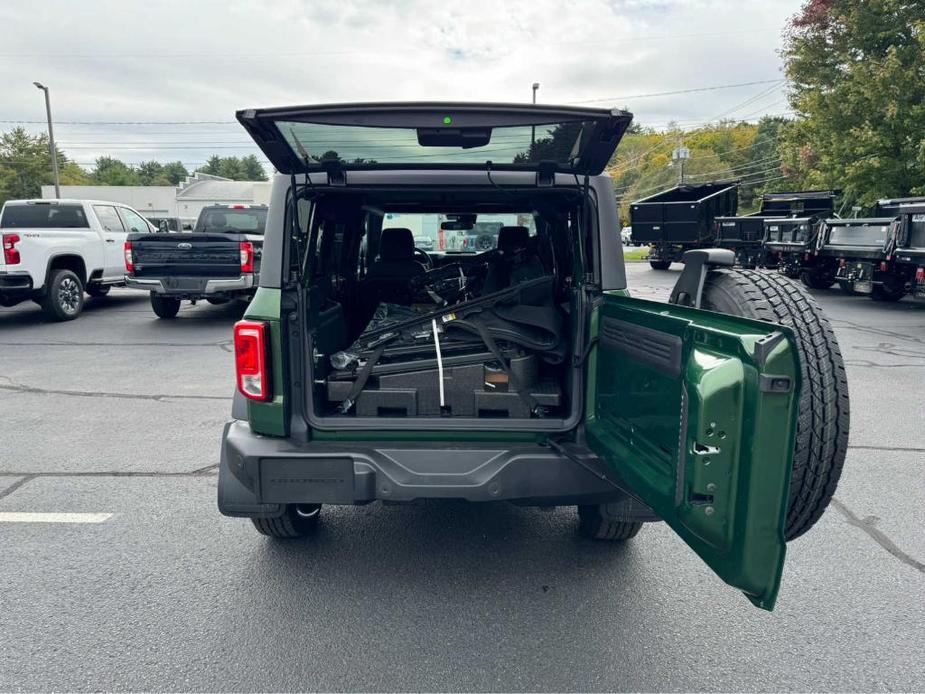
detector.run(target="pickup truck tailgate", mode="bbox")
[130,233,241,278]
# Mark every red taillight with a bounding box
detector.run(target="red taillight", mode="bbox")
[880,261,889,272]
[2,233,21,265]
[233,320,271,401]
[123,240,134,272]
[231,204,246,209]
[240,241,254,273]
[916,267,925,282]
[839,258,847,268]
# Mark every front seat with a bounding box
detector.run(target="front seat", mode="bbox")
[482,226,546,293]
[365,227,427,305]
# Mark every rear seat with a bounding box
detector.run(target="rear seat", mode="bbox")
[482,226,547,293]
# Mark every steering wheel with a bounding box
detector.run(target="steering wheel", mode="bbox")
[413,247,434,270]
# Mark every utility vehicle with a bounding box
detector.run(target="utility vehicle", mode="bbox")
[0,198,154,320]
[124,204,267,318]
[218,102,848,610]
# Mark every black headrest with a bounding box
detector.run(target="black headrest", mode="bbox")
[497,226,530,254]
[379,227,414,261]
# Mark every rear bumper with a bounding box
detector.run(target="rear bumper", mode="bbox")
[125,273,254,296]
[217,420,657,518]
[0,271,34,302]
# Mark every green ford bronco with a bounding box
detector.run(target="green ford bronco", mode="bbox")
[219,103,849,610]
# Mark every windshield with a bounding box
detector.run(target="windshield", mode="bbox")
[828,222,890,246]
[382,213,536,254]
[0,203,89,229]
[195,208,267,234]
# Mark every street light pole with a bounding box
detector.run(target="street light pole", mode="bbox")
[530,82,539,149]
[33,82,60,198]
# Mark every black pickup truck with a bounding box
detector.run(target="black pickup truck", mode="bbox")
[124,204,266,318]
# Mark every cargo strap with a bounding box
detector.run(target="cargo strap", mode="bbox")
[337,342,389,414]
[453,316,543,417]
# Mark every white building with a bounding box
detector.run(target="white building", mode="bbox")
[42,172,271,223]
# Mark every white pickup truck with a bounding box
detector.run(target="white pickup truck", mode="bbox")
[0,198,155,320]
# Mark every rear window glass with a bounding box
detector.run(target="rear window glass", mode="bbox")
[382,213,536,254]
[0,203,89,229]
[196,208,267,234]
[279,120,594,167]
[828,223,889,246]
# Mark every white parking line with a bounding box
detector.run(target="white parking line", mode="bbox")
[0,512,113,524]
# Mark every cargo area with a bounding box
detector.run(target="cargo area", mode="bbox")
[297,184,595,429]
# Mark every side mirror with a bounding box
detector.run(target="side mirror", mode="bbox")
[158,220,169,233]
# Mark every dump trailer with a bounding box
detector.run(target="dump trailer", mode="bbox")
[713,215,773,268]
[875,195,925,218]
[763,216,828,281]
[815,217,901,297]
[759,190,836,218]
[630,182,738,269]
[888,202,925,300]
[713,190,836,269]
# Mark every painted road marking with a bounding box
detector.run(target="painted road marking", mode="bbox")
[0,512,113,524]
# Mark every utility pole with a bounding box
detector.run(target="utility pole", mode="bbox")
[672,136,689,185]
[33,82,60,198]
[530,82,539,149]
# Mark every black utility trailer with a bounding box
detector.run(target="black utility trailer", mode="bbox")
[763,216,828,282]
[630,182,738,269]
[888,202,925,300]
[815,217,901,298]
[714,190,837,270]
[714,215,773,268]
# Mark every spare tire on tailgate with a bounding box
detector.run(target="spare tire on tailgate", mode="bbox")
[700,269,850,541]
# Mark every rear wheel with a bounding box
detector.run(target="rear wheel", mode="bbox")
[577,505,643,541]
[871,280,906,302]
[251,504,322,538]
[800,268,836,289]
[837,280,857,295]
[701,269,849,541]
[86,284,111,298]
[649,260,672,270]
[41,269,84,321]
[150,293,181,319]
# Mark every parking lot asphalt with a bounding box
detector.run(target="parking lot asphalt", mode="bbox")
[1,264,923,692]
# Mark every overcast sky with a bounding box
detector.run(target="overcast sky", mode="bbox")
[0,0,803,173]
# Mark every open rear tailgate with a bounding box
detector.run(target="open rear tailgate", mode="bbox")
[236,102,632,177]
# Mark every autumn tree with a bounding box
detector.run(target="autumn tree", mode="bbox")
[780,0,925,207]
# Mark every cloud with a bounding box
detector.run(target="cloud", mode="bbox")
[0,0,801,170]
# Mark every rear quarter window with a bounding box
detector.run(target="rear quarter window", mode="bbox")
[0,203,90,229]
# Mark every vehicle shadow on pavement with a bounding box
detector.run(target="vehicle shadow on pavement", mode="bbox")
[246,500,643,586]
[0,293,148,326]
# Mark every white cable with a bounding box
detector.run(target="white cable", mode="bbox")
[431,319,445,408]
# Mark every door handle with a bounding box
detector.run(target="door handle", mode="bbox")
[106,239,115,243]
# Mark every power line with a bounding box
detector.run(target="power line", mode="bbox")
[567,79,784,105]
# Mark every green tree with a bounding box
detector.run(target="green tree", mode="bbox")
[92,156,141,185]
[781,0,925,207]
[198,155,266,181]
[161,161,189,185]
[0,127,89,204]
[136,160,169,185]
